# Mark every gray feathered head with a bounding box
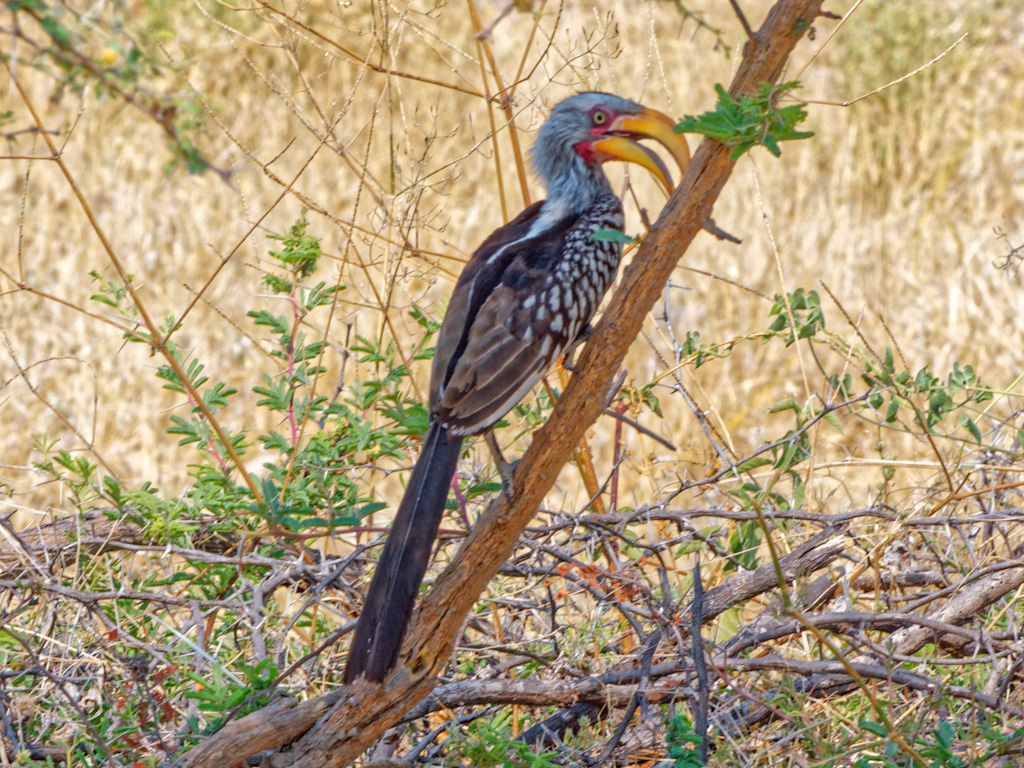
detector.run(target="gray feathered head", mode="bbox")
[530,92,689,210]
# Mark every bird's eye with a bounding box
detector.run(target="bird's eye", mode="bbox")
[592,110,608,126]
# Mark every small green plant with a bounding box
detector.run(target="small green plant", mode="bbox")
[759,288,992,446]
[444,709,562,767]
[864,353,993,440]
[675,81,814,159]
[765,288,825,346]
[184,658,278,734]
[844,706,1024,768]
[666,713,705,767]
[13,213,446,758]
[89,268,138,320]
[678,330,715,368]
[856,719,967,767]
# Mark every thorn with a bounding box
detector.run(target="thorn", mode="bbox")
[702,217,742,244]
[638,207,652,230]
[602,369,628,410]
[728,0,754,40]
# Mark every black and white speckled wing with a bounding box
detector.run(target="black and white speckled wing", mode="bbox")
[431,193,625,437]
[429,201,546,401]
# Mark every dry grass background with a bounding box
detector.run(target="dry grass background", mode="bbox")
[3,0,1024,764]
[2,0,1023,525]
[3,0,1024,532]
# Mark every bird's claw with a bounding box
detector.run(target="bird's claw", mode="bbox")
[484,429,517,501]
[497,457,519,500]
[562,324,594,373]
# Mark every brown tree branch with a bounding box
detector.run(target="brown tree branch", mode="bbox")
[724,656,1024,717]
[716,561,1024,733]
[178,3,825,765]
[0,511,276,578]
[388,652,1024,723]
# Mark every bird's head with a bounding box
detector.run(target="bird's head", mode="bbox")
[531,92,690,211]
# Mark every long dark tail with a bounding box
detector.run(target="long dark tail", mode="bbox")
[343,421,463,683]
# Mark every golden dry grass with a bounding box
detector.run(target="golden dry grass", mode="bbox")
[3,0,1023,531]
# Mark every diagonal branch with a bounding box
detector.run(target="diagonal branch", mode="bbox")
[178,2,825,765]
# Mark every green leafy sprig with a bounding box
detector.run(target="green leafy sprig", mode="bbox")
[675,81,814,160]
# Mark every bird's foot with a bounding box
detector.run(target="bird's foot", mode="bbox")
[484,429,518,500]
[497,459,520,500]
[562,324,594,373]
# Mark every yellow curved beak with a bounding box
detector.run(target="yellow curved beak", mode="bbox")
[590,108,691,195]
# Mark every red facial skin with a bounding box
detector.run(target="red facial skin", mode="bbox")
[574,106,616,165]
[574,141,599,164]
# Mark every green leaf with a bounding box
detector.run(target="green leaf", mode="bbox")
[822,410,843,433]
[935,720,955,749]
[358,501,388,518]
[675,539,703,557]
[859,719,889,738]
[735,456,772,473]
[767,398,800,414]
[958,413,981,444]
[774,441,800,471]
[590,228,635,244]
[790,471,805,509]
[885,396,899,423]
[40,14,72,46]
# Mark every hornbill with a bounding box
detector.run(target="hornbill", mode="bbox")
[344,92,690,683]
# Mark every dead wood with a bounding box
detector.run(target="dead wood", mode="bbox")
[405,529,848,723]
[0,510,247,579]
[715,560,1024,734]
[0,511,146,577]
[680,524,847,625]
